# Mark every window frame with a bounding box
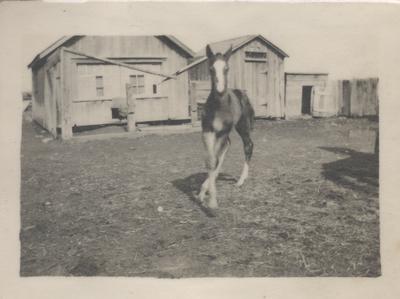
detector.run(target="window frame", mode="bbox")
[244,51,267,62]
[129,74,145,95]
[95,75,104,97]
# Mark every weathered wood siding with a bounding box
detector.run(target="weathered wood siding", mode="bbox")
[335,78,379,117]
[188,38,285,118]
[285,74,328,119]
[31,50,61,137]
[63,36,190,126]
[32,67,46,128]
[61,48,74,139]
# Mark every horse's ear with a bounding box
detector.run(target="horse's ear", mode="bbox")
[206,45,214,61]
[224,45,233,60]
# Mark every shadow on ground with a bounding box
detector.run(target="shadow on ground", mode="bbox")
[320,147,379,193]
[171,172,237,217]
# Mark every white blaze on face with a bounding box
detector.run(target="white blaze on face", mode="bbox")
[213,60,226,93]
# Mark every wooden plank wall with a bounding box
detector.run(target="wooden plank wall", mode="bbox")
[336,78,379,117]
[67,36,190,122]
[32,67,46,128]
[233,39,285,118]
[31,50,61,137]
[285,74,328,118]
[61,48,76,139]
[312,81,338,117]
[32,36,191,139]
[71,62,172,126]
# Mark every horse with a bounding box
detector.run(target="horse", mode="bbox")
[198,44,255,210]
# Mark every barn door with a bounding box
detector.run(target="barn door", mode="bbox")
[244,61,268,117]
[312,86,335,117]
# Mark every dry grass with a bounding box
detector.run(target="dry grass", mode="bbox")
[20,115,380,277]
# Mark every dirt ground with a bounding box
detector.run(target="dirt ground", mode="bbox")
[20,115,380,277]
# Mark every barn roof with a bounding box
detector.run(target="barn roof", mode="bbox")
[172,34,289,77]
[195,34,288,59]
[162,35,196,58]
[28,35,195,69]
[28,36,77,68]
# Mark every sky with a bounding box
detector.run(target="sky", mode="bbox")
[20,2,390,92]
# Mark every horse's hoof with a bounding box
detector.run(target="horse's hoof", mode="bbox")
[195,192,206,205]
[235,181,244,187]
[204,206,218,217]
[208,209,218,217]
[207,201,218,210]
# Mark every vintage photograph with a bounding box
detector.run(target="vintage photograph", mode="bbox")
[19,5,380,278]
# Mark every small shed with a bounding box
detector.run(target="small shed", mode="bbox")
[28,35,195,139]
[284,73,332,119]
[174,35,289,119]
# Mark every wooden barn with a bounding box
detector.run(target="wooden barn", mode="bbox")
[28,35,195,139]
[174,35,289,120]
[284,73,332,119]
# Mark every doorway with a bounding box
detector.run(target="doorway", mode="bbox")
[301,86,313,115]
[244,61,268,117]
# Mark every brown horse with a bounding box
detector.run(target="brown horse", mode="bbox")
[198,44,255,210]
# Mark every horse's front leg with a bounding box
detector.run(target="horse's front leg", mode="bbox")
[199,132,230,209]
[199,132,221,209]
[199,132,215,205]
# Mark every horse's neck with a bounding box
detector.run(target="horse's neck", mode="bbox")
[210,88,230,102]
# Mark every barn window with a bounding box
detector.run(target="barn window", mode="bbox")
[95,76,104,97]
[245,51,267,62]
[129,74,145,94]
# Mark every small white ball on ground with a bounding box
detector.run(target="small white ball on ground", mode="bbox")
[157,206,163,212]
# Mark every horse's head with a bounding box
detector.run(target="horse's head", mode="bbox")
[206,44,233,94]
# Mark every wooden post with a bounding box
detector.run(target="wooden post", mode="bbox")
[60,47,73,140]
[126,83,136,132]
[189,81,197,126]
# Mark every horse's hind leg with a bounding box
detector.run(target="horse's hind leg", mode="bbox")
[235,119,254,187]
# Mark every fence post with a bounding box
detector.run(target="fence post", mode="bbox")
[189,81,198,126]
[336,80,343,116]
[126,83,136,132]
